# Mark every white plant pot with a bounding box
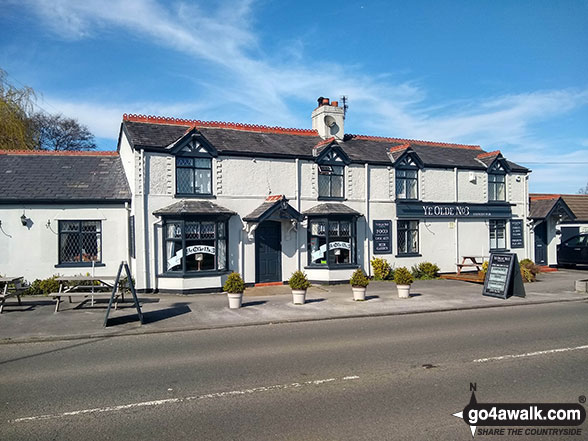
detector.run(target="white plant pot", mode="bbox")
[352,286,366,301]
[227,292,243,309]
[397,284,411,299]
[292,289,307,305]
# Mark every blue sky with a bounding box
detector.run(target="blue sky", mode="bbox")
[1,0,587,193]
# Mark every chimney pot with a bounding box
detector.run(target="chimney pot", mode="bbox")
[331,100,338,107]
[322,98,330,105]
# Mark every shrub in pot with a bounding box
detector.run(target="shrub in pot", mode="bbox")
[288,270,311,305]
[349,269,369,301]
[393,267,414,298]
[223,272,245,309]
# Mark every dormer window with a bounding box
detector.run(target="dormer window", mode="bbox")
[176,157,212,195]
[395,156,419,200]
[318,164,344,198]
[172,132,217,197]
[488,162,506,202]
[315,143,350,200]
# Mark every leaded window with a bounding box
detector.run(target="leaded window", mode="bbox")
[490,220,506,250]
[489,173,506,201]
[164,219,227,273]
[308,217,356,266]
[58,220,102,264]
[176,157,212,195]
[318,165,344,198]
[397,220,419,255]
[396,169,418,199]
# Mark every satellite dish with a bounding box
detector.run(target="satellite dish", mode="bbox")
[324,115,336,127]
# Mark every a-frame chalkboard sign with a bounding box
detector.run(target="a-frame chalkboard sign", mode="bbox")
[483,253,526,299]
[103,261,144,327]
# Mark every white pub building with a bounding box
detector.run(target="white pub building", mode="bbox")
[0,97,532,293]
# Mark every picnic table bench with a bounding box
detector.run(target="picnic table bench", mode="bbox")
[0,276,24,314]
[49,276,125,313]
[456,256,487,275]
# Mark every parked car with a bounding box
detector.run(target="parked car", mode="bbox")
[557,233,588,267]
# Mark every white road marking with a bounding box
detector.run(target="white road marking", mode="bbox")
[473,344,588,363]
[10,375,360,424]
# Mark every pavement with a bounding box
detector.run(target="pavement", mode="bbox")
[0,268,587,344]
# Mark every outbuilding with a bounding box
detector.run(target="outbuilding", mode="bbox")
[529,193,588,266]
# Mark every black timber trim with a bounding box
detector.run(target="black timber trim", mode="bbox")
[168,129,218,157]
[392,148,424,169]
[315,143,351,165]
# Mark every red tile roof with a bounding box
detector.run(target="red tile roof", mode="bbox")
[529,194,561,201]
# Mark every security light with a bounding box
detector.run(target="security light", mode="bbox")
[20,214,27,226]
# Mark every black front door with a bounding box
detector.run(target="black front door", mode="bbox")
[256,221,282,283]
[534,222,547,265]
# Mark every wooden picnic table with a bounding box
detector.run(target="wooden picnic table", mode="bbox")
[50,276,124,313]
[0,276,24,314]
[456,256,487,275]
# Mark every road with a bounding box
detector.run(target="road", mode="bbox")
[1,301,587,440]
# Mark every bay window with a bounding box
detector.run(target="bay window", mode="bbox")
[163,218,227,274]
[308,217,356,266]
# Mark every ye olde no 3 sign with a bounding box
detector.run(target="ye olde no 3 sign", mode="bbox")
[373,220,392,254]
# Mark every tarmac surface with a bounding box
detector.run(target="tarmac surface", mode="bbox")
[1,269,587,344]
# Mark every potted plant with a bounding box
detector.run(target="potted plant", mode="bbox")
[393,266,414,299]
[223,272,245,309]
[288,270,311,305]
[349,268,369,301]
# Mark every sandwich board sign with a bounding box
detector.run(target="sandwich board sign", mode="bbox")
[482,253,526,299]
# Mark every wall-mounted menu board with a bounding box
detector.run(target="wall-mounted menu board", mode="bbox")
[510,219,524,249]
[482,253,526,299]
[373,220,392,255]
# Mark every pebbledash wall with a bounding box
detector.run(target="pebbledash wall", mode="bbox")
[116,97,532,293]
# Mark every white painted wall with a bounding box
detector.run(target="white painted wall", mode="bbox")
[0,205,128,283]
[119,134,532,292]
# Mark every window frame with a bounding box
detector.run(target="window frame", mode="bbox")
[175,156,213,197]
[488,172,506,202]
[396,220,420,257]
[395,155,420,201]
[57,220,103,267]
[489,219,508,251]
[306,216,357,268]
[317,164,345,200]
[161,216,229,277]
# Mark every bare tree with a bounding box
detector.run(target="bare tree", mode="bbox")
[31,113,96,151]
[579,182,588,194]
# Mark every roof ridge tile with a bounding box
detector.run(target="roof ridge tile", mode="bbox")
[476,150,501,159]
[348,134,482,150]
[123,114,319,137]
